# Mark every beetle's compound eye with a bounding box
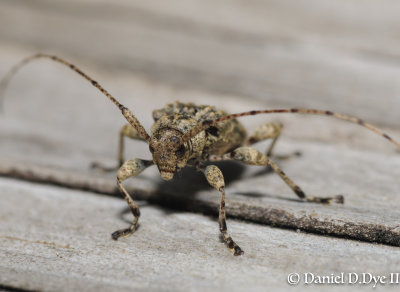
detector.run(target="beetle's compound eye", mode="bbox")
[175,145,185,157]
[169,136,178,143]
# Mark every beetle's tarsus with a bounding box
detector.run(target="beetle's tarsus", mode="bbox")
[306,195,345,205]
[233,246,244,256]
[111,226,136,240]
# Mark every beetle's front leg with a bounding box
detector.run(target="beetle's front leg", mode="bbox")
[199,164,244,256]
[112,158,153,240]
[266,158,344,204]
[211,147,343,204]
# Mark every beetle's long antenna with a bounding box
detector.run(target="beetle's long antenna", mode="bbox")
[0,53,151,142]
[182,108,400,149]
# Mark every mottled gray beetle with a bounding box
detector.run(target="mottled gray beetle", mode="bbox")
[1,54,399,256]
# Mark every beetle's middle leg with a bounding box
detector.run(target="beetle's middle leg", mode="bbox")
[209,147,343,204]
[198,164,244,256]
[112,158,153,240]
[247,122,300,160]
[92,124,147,171]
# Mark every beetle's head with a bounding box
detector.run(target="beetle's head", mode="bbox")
[149,128,189,180]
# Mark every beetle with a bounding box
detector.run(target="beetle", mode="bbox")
[1,53,399,256]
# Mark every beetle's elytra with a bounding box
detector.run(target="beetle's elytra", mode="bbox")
[1,54,399,256]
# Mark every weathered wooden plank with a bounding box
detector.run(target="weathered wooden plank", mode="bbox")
[2,158,400,248]
[2,178,400,292]
[0,0,399,127]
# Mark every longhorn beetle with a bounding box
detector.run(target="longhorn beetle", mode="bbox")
[1,53,400,256]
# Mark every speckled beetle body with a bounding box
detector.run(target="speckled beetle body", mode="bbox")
[151,102,247,168]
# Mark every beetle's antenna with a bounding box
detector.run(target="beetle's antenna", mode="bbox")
[182,108,400,149]
[0,53,151,142]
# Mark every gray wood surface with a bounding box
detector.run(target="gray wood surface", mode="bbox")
[1,1,400,291]
[2,178,400,292]
[1,0,400,127]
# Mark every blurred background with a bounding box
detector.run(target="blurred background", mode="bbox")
[1,0,400,164]
[1,0,400,122]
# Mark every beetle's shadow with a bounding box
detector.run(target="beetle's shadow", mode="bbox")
[116,161,247,223]
[116,161,302,223]
[153,161,299,205]
[156,161,246,195]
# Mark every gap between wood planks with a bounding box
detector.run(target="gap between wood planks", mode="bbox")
[1,161,399,247]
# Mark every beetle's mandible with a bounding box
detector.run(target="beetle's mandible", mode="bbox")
[1,54,400,256]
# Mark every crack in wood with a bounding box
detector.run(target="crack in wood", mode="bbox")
[1,161,399,247]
